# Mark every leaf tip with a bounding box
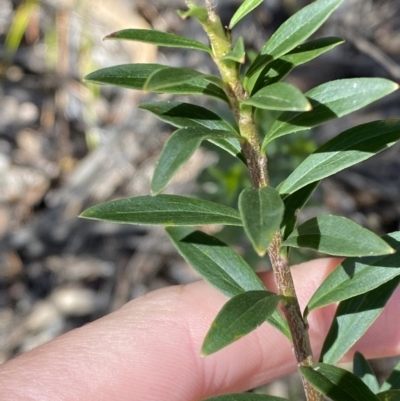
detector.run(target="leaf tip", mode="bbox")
[103,31,117,41]
[200,345,212,357]
[256,249,267,257]
[79,210,92,219]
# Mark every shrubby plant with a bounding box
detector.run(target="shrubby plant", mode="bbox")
[81,0,400,400]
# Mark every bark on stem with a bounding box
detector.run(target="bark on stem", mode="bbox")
[201,5,322,400]
[269,233,321,401]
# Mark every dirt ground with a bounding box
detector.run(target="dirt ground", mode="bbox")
[1,0,400,398]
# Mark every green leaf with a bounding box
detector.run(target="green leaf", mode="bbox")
[264,78,398,146]
[104,29,212,53]
[300,363,380,401]
[138,101,244,161]
[251,37,344,93]
[281,181,319,240]
[246,0,344,77]
[80,195,242,226]
[221,37,246,64]
[139,101,235,131]
[202,291,281,355]
[239,187,285,256]
[320,276,400,364]
[229,0,264,29]
[279,120,400,195]
[166,227,290,338]
[203,394,290,401]
[381,360,400,392]
[84,64,228,102]
[378,390,400,401]
[144,66,223,92]
[152,127,240,194]
[242,82,311,111]
[354,352,380,394]
[282,215,394,257]
[166,227,265,296]
[307,231,400,311]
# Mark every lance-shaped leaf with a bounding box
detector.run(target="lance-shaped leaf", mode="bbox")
[152,128,239,194]
[166,227,290,338]
[139,101,244,161]
[139,101,235,132]
[242,82,311,111]
[203,394,290,401]
[319,276,400,364]
[307,231,400,311]
[84,64,228,102]
[354,352,380,394]
[282,215,394,257]
[104,29,212,53]
[167,227,265,296]
[264,78,398,147]
[251,37,344,94]
[229,0,264,29]
[381,360,400,392]
[246,0,344,77]
[221,37,246,64]
[279,120,400,196]
[144,66,223,92]
[281,181,319,240]
[239,187,285,256]
[202,291,281,355]
[378,390,400,401]
[80,195,242,226]
[300,363,380,401]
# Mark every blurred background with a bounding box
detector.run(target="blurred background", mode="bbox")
[0,0,399,398]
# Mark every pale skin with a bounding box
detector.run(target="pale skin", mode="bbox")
[1,258,399,401]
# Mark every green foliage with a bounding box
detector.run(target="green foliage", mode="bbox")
[104,28,212,53]
[202,291,281,355]
[245,0,345,78]
[282,215,394,257]
[319,276,400,364]
[250,37,344,93]
[353,352,380,394]
[80,195,242,226]
[300,363,381,401]
[151,128,239,194]
[84,64,228,101]
[242,82,311,111]
[138,101,244,160]
[81,1,400,400]
[279,120,400,196]
[263,79,398,148]
[307,231,400,311]
[229,0,265,29]
[239,187,284,256]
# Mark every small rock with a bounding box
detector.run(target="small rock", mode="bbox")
[17,102,40,125]
[51,287,97,316]
[25,301,61,332]
[46,255,114,281]
[0,251,23,280]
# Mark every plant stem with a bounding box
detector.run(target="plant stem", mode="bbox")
[269,234,322,401]
[202,1,268,188]
[202,4,322,401]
